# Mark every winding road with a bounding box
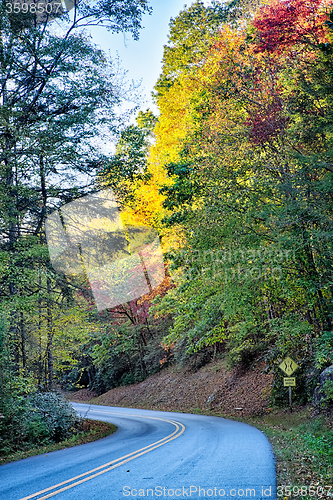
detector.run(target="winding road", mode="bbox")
[0,404,276,500]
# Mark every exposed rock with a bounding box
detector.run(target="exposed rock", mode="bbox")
[314,365,333,404]
[206,391,216,404]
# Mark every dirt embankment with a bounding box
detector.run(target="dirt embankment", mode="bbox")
[70,359,273,417]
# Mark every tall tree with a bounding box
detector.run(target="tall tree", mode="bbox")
[0,0,151,386]
[154,0,228,97]
[98,110,157,204]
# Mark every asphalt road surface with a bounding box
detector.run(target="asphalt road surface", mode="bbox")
[0,404,276,500]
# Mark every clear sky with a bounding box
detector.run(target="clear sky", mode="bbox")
[88,1,210,114]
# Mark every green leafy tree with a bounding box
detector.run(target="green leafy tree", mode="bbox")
[154,0,228,97]
[98,110,157,203]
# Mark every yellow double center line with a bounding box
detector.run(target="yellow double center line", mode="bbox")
[19,411,185,500]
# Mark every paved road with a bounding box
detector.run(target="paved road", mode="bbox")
[0,404,276,500]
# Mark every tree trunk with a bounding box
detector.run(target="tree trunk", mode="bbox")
[37,272,44,388]
[137,331,147,379]
[46,277,54,390]
[19,312,27,375]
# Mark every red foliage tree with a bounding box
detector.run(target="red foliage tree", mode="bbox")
[252,0,332,53]
[245,99,289,145]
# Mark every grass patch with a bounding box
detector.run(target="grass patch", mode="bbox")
[0,419,117,465]
[240,406,333,499]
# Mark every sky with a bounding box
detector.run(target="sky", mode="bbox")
[88,1,210,115]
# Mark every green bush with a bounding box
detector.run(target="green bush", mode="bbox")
[26,418,49,443]
[314,332,333,369]
[322,380,333,405]
[27,392,81,442]
[0,390,81,456]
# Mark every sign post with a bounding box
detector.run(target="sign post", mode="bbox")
[279,357,299,412]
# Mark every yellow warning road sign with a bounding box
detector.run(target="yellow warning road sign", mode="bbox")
[279,356,299,376]
[284,377,296,387]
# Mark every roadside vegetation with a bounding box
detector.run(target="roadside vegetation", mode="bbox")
[0,388,117,463]
[0,418,117,466]
[243,408,333,498]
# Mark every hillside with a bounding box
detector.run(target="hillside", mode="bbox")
[70,360,273,417]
